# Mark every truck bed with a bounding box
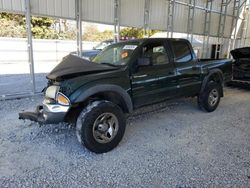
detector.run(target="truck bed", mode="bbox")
[198,58,233,83]
[198,58,228,62]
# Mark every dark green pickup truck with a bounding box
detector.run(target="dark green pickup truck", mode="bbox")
[19,38,232,153]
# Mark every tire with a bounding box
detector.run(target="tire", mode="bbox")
[198,81,222,112]
[76,100,126,153]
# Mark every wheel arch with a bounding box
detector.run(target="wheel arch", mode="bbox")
[65,85,133,124]
[201,69,224,97]
[75,84,132,112]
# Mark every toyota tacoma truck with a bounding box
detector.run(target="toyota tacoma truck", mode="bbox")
[19,38,232,153]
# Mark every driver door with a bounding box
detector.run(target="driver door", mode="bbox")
[131,41,177,108]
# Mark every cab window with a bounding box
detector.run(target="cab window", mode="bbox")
[171,41,192,63]
[142,42,169,65]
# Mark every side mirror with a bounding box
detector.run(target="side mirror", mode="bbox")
[137,57,151,67]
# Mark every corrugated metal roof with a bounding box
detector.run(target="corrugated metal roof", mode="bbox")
[120,0,144,28]
[192,8,205,35]
[174,3,189,33]
[148,0,168,30]
[31,0,75,19]
[82,0,114,24]
[0,0,247,38]
[0,0,25,13]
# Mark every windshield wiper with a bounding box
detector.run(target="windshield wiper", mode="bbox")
[100,62,119,67]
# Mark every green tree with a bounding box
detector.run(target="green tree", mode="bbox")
[0,12,76,39]
[0,13,160,40]
[30,17,58,39]
[82,25,113,42]
[120,27,159,38]
[0,13,26,37]
[0,18,26,37]
[0,12,25,25]
[82,25,99,41]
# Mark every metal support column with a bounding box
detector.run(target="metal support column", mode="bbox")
[227,0,241,57]
[202,0,213,58]
[187,0,196,44]
[25,0,36,94]
[215,0,229,59]
[236,0,247,48]
[167,0,175,38]
[76,0,82,56]
[233,0,241,48]
[242,5,249,47]
[144,0,150,38]
[114,0,120,42]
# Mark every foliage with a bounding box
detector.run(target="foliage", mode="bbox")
[82,26,159,42]
[82,25,113,41]
[0,12,25,25]
[58,30,76,40]
[0,13,26,37]
[30,17,57,39]
[0,18,26,37]
[0,13,76,39]
[0,13,159,41]
[120,27,159,38]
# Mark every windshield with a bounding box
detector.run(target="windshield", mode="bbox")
[94,41,113,50]
[92,41,139,66]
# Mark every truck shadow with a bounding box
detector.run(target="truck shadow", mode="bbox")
[129,97,199,120]
[226,82,250,90]
[23,96,201,155]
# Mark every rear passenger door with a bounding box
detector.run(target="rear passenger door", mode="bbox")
[170,40,202,96]
[131,41,178,107]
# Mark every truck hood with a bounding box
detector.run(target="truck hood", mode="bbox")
[230,47,250,59]
[47,54,119,80]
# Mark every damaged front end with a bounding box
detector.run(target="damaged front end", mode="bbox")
[19,54,117,124]
[19,85,70,124]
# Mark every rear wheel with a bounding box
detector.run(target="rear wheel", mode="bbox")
[198,81,222,112]
[76,100,126,153]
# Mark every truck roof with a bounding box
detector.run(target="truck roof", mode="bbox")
[118,38,190,44]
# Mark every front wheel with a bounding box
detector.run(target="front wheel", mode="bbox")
[76,100,126,153]
[198,82,222,112]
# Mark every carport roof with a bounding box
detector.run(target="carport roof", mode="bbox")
[0,0,247,38]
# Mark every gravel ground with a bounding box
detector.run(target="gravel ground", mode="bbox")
[0,73,47,96]
[0,87,250,187]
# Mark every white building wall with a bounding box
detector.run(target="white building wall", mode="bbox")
[0,37,98,74]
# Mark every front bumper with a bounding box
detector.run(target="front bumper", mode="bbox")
[19,101,70,124]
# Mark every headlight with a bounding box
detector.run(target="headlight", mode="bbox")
[57,92,70,106]
[45,86,60,99]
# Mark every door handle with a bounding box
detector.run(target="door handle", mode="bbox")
[133,74,148,78]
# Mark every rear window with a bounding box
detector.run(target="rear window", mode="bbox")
[171,41,192,63]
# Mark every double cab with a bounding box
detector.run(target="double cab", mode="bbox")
[19,38,232,153]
